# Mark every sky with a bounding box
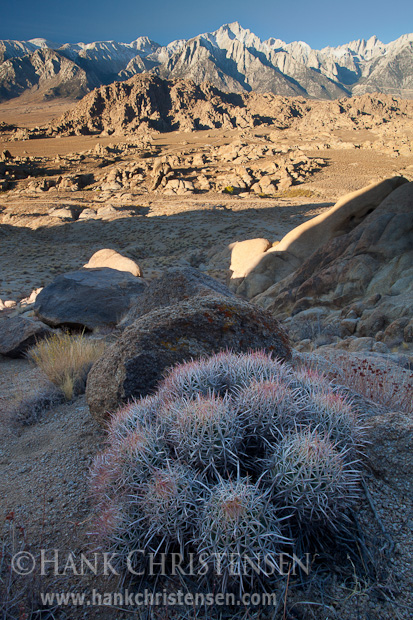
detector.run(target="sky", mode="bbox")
[1,0,412,49]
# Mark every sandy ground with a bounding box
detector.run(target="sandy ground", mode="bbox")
[0,97,78,129]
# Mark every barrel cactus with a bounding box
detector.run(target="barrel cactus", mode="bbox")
[90,351,364,592]
[267,428,360,528]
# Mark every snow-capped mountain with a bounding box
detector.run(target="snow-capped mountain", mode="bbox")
[0,22,412,102]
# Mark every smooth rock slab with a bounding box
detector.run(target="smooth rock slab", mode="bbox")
[236,177,407,300]
[86,293,291,425]
[34,268,147,330]
[0,316,53,358]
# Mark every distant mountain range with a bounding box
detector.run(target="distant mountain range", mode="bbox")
[1,22,412,102]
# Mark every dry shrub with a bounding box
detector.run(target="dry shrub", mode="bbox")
[10,384,65,427]
[223,185,235,194]
[27,332,105,400]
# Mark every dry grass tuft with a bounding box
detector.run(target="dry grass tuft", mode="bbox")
[27,332,105,400]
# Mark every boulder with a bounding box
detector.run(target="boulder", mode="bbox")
[49,207,76,221]
[232,177,407,299]
[340,318,358,337]
[96,205,118,218]
[78,208,98,220]
[277,176,293,191]
[84,249,142,277]
[229,238,299,299]
[253,180,413,341]
[382,317,410,347]
[86,293,291,425]
[151,162,171,191]
[0,316,53,358]
[119,267,235,327]
[34,268,147,330]
[346,337,375,352]
[230,238,272,280]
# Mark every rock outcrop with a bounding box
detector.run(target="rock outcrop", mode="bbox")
[230,177,407,298]
[250,179,413,344]
[86,293,291,424]
[48,74,413,138]
[0,48,91,102]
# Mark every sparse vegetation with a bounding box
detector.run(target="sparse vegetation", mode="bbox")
[1,75,412,619]
[223,185,235,194]
[278,188,314,198]
[328,355,413,413]
[10,384,64,426]
[90,351,364,594]
[27,332,105,400]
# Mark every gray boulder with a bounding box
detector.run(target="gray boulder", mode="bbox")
[86,293,291,425]
[0,316,53,358]
[34,268,147,330]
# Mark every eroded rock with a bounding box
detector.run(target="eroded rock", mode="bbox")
[84,249,142,277]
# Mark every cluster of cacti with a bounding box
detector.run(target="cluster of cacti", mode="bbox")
[90,351,364,592]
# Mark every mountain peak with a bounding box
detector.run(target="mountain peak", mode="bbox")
[28,38,60,49]
[219,22,245,32]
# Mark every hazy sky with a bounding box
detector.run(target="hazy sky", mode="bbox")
[1,0,412,48]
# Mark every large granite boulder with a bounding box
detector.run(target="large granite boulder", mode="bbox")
[34,268,147,330]
[0,316,53,358]
[254,180,413,342]
[119,266,235,327]
[86,293,291,425]
[230,177,407,298]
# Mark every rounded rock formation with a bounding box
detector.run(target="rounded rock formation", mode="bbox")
[86,293,291,425]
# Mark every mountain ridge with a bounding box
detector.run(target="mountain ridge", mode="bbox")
[1,22,412,102]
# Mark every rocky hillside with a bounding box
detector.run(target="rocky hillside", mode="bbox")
[0,48,93,100]
[45,75,413,137]
[0,22,412,102]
